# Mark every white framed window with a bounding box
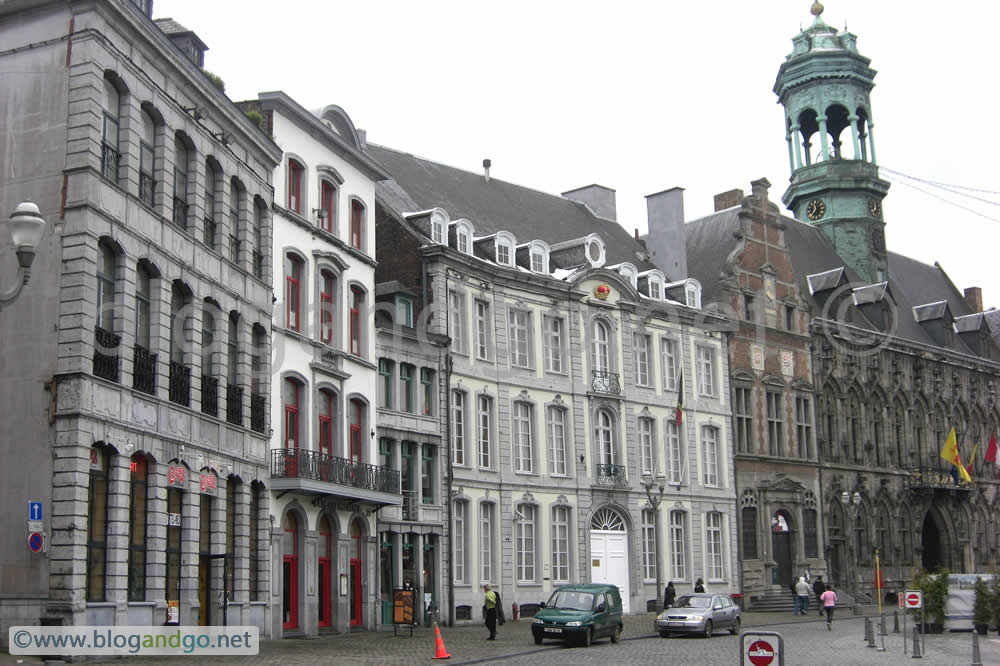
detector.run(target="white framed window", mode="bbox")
[641,509,657,582]
[449,290,466,354]
[661,337,677,390]
[456,223,472,255]
[639,417,654,475]
[552,505,570,583]
[396,296,414,328]
[706,512,724,581]
[515,504,536,582]
[618,263,637,288]
[634,333,650,386]
[796,396,813,459]
[530,248,547,273]
[496,232,515,267]
[452,391,466,465]
[509,309,531,368]
[513,402,534,473]
[685,282,701,309]
[454,500,466,583]
[592,320,611,373]
[596,409,615,466]
[474,300,491,360]
[669,510,687,581]
[703,426,719,487]
[667,421,682,484]
[766,391,783,456]
[430,215,445,244]
[696,346,716,397]
[649,278,663,300]
[477,395,492,469]
[480,502,494,583]
[734,387,753,453]
[548,406,567,476]
[543,316,563,373]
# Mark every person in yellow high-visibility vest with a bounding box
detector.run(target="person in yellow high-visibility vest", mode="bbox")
[483,584,498,640]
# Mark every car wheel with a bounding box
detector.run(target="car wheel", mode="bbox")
[730,617,741,636]
[610,624,622,643]
[534,633,543,645]
[582,627,592,647]
[659,630,670,638]
[702,620,713,638]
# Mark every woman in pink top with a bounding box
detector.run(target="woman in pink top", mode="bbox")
[820,584,838,630]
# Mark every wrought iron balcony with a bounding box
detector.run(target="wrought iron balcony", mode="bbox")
[271,448,401,496]
[904,464,973,494]
[169,361,191,406]
[201,375,218,417]
[101,144,120,182]
[595,463,628,487]
[250,393,266,433]
[93,326,120,382]
[591,370,621,395]
[226,383,243,426]
[139,173,155,207]
[132,345,157,394]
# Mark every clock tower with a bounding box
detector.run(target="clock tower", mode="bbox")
[774,1,890,283]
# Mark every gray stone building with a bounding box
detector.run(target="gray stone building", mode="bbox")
[0,0,281,641]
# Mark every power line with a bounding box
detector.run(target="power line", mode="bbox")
[881,166,1000,198]
[888,177,1000,225]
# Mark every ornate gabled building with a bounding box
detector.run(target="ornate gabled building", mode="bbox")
[371,146,738,624]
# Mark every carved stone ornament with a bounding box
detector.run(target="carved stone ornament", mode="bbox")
[595,284,611,300]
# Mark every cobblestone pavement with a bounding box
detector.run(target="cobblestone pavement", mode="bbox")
[3,612,998,665]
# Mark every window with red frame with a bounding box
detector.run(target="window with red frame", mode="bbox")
[320,181,335,233]
[318,389,333,457]
[349,398,363,463]
[285,254,301,331]
[288,159,303,214]
[320,271,334,344]
[350,286,362,356]
[350,200,363,250]
[284,378,299,449]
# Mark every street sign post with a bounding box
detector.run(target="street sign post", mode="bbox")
[28,501,42,521]
[27,532,43,553]
[904,590,923,609]
[740,631,784,666]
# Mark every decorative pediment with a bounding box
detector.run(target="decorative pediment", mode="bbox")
[762,373,786,387]
[732,369,757,383]
[763,476,807,495]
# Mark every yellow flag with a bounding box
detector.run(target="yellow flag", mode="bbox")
[940,427,972,483]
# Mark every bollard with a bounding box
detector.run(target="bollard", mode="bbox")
[972,631,983,666]
[894,610,900,634]
[879,614,888,636]
[911,627,922,659]
[867,618,877,648]
[863,617,870,643]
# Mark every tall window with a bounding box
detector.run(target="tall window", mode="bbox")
[766,391,783,456]
[454,501,466,583]
[165,486,182,602]
[397,296,414,327]
[509,310,530,367]
[135,263,151,349]
[513,402,533,473]
[697,347,716,396]
[669,511,686,580]
[496,237,512,266]
[596,409,614,465]
[898,510,912,564]
[741,506,758,559]
[139,109,156,206]
[795,397,812,459]
[227,312,239,386]
[350,200,364,250]
[706,512,724,580]
[743,294,755,322]
[320,271,334,344]
[201,308,215,378]
[101,76,121,182]
[592,320,611,373]
[661,338,677,390]
[225,478,238,600]
[449,290,465,354]
[543,317,563,373]
[349,286,363,356]
[283,378,299,449]
[641,510,656,581]
[172,136,191,229]
[637,417,654,475]
[320,181,335,233]
[318,389,333,457]
[515,504,535,582]
[855,503,870,566]
[285,254,302,331]
[480,503,494,583]
[399,364,414,413]
[287,158,303,213]
[249,483,261,600]
[456,225,471,254]
[803,508,818,559]
[452,391,465,466]
[252,199,265,278]
[229,178,242,263]
[430,216,444,244]
[96,241,116,331]
[634,333,650,386]
[421,444,435,504]
[552,506,570,583]
[477,395,492,469]
[548,406,567,475]
[204,160,218,248]
[667,421,682,484]
[530,247,546,273]
[87,447,110,602]
[349,399,363,463]
[703,426,719,487]
[378,359,394,408]
[421,368,435,416]
[735,387,752,453]
[649,278,662,300]
[475,300,491,360]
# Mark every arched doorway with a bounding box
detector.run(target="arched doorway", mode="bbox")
[349,518,364,626]
[318,515,333,628]
[589,507,630,613]
[771,510,794,590]
[921,511,947,572]
[282,512,299,630]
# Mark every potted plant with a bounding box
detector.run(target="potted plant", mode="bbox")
[925,568,949,633]
[973,577,991,635]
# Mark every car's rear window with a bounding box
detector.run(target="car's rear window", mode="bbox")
[674,595,711,608]
[547,590,595,611]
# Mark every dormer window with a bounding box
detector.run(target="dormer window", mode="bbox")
[617,263,638,289]
[649,277,663,300]
[454,220,474,256]
[685,282,701,309]
[496,232,516,267]
[430,215,445,244]
[529,243,549,273]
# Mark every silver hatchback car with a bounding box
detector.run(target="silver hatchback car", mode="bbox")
[655,593,741,638]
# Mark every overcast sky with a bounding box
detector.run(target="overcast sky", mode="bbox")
[158,0,1000,308]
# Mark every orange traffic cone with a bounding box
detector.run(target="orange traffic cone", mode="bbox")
[432,621,452,660]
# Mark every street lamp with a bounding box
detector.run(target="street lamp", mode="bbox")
[0,202,46,310]
[641,472,667,612]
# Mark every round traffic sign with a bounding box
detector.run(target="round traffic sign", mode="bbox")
[27,532,43,553]
[747,639,775,666]
[906,592,921,608]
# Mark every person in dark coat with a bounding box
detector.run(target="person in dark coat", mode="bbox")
[694,578,705,593]
[483,584,498,640]
[813,576,826,616]
[663,581,676,609]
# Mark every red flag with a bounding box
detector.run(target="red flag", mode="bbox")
[675,371,684,425]
[986,433,998,464]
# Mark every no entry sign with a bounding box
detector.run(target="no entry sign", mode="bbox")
[904,590,922,609]
[747,640,775,666]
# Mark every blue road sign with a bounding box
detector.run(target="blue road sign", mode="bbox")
[28,532,43,552]
[28,501,42,521]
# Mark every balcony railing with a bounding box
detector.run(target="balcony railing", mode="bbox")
[139,173,155,207]
[904,464,974,493]
[595,463,628,487]
[250,393,266,433]
[591,370,621,395]
[201,375,218,417]
[271,448,400,495]
[226,384,243,426]
[93,326,121,382]
[101,144,120,182]
[172,197,189,229]
[169,361,191,406]
[401,490,419,521]
[132,345,157,394]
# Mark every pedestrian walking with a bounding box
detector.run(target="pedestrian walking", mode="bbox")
[794,576,811,615]
[483,584,498,640]
[820,583,838,630]
[663,581,676,609]
[694,578,705,593]
[812,576,825,616]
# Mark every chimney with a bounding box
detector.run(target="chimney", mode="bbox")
[645,187,687,280]
[561,184,617,221]
[965,287,984,313]
[356,128,367,150]
[714,188,744,211]
[483,158,491,182]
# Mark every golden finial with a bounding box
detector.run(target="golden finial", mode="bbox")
[811,1,824,16]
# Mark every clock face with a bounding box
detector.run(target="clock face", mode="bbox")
[868,198,882,219]
[806,198,826,220]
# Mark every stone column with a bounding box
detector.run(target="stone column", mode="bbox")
[848,114,862,160]
[107,454,130,624]
[234,480,251,614]
[817,116,830,162]
[868,123,878,165]
[270,523,283,639]
[146,462,167,608]
[304,528,319,636]
[210,483,226,625]
[181,487,199,623]
[48,439,91,623]
[786,133,796,174]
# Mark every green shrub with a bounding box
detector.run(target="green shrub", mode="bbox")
[974,577,992,625]
[244,109,264,130]
[203,70,225,93]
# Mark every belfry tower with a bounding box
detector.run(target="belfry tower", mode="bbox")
[775,1,890,283]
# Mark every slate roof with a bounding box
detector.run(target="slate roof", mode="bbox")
[153,18,189,35]
[367,144,658,272]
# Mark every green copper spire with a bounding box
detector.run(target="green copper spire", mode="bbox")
[774,4,891,283]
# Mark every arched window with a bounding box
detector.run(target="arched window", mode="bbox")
[649,276,663,300]
[169,283,192,406]
[284,377,301,449]
[529,244,548,273]
[349,285,366,356]
[252,197,265,278]
[200,304,218,417]
[350,199,365,251]
[172,133,191,229]
[87,446,111,601]
[229,177,244,264]
[898,507,912,564]
[133,262,156,394]
[349,398,365,463]
[287,158,304,213]
[592,320,611,373]
[872,398,885,467]
[618,263,637,289]
[320,270,335,344]
[204,159,219,248]
[455,221,473,255]
[318,515,332,627]
[285,253,303,331]
[595,409,615,466]
[127,454,148,601]
[139,106,157,207]
[876,505,891,564]
[318,388,335,458]
[96,241,116,331]
[496,233,515,266]
[855,502,870,566]
[101,75,122,182]
[226,312,242,426]
[320,180,336,233]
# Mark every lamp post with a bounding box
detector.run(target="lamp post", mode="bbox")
[641,472,667,612]
[0,202,46,310]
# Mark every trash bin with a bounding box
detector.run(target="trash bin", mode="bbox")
[731,593,745,611]
[382,600,393,625]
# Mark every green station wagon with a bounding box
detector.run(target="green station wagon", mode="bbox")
[531,584,623,647]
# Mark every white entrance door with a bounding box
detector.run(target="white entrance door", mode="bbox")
[590,531,630,613]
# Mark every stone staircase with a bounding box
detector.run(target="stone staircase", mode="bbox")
[749,587,869,613]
